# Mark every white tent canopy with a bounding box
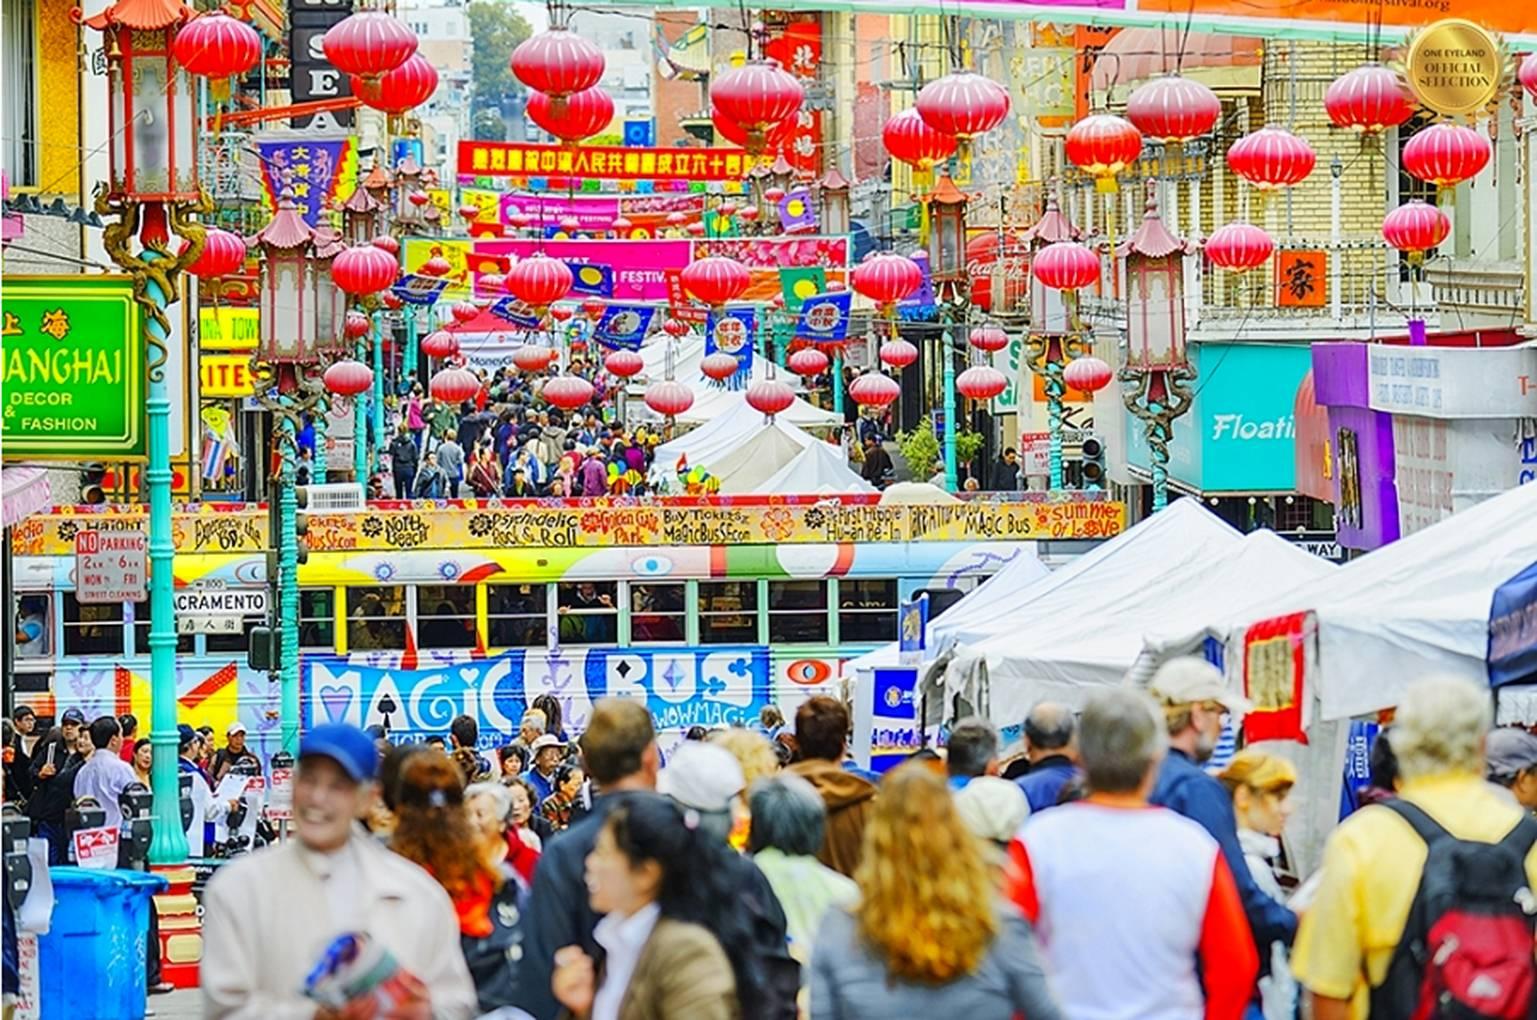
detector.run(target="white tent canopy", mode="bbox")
[709,425,818,493]
[678,385,840,428]
[650,397,817,482]
[753,440,873,495]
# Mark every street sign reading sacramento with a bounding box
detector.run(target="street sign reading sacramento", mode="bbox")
[2,276,146,459]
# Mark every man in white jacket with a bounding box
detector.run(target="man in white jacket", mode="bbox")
[201,723,477,1020]
[178,725,233,858]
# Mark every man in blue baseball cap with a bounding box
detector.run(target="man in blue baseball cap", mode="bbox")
[201,724,476,1019]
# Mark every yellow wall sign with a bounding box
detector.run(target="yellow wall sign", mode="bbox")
[1404,19,1506,116]
[200,354,258,398]
[199,307,260,351]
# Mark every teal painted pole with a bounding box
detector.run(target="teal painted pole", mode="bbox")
[141,250,189,865]
[354,335,368,484]
[313,395,328,484]
[1045,359,1065,492]
[832,351,844,416]
[371,313,385,475]
[1147,407,1169,512]
[942,310,958,492]
[405,313,419,387]
[278,413,300,754]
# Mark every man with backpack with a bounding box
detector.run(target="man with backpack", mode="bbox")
[1292,675,1537,1019]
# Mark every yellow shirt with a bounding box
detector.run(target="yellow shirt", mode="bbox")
[1291,772,1537,1018]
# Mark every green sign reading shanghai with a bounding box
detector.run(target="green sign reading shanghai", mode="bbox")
[2,276,145,460]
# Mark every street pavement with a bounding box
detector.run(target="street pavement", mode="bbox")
[152,989,201,1018]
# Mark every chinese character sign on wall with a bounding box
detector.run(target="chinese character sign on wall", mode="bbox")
[1276,249,1328,308]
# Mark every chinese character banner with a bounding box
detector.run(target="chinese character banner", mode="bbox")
[257,138,356,227]
[459,141,768,182]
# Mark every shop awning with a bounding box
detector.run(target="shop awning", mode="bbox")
[2,467,53,529]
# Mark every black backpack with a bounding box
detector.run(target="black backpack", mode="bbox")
[1370,799,1537,1020]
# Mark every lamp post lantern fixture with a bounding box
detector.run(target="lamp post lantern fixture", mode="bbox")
[926,173,969,492]
[1021,188,1087,492]
[1119,183,1197,513]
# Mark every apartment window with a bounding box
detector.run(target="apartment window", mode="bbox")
[838,579,898,644]
[348,586,407,649]
[768,580,828,644]
[630,583,685,643]
[299,589,335,649]
[418,584,475,649]
[699,581,756,645]
[2,0,36,187]
[488,584,548,648]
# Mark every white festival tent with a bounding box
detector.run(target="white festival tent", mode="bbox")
[677,385,841,429]
[649,397,817,488]
[753,439,875,495]
[631,336,841,429]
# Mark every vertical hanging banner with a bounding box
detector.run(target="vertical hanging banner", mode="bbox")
[1242,611,1312,744]
[794,291,852,345]
[288,0,354,129]
[762,16,824,176]
[257,138,356,226]
[705,307,756,388]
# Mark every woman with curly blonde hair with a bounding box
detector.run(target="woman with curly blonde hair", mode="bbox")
[808,762,1062,1019]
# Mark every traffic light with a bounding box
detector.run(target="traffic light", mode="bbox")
[80,465,107,504]
[1080,433,1106,491]
[247,625,281,671]
[294,484,310,566]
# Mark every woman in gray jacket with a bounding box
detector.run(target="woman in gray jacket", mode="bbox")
[809,763,1063,1020]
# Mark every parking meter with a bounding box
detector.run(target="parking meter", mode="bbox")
[119,782,154,868]
[3,805,32,914]
[65,798,106,859]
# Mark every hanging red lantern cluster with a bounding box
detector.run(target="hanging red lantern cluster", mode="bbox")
[881,107,958,169]
[506,254,574,310]
[604,349,644,378]
[332,244,398,295]
[746,378,796,417]
[1032,241,1100,291]
[1203,223,1275,272]
[700,353,740,381]
[879,338,918,370]
[1324,65,1415,134]
[173,12,261,78]
[680,256,750,307]
[645,379,695,417]
[512,345,556,373]
[662,318,691,338]
[345,310,373,340]
[1125,75,1221,143]
[851,252,923,306]
[967,324,1009,353]
[527,85,615,143]
[322,11,418,82]
[323,360,374,397]
[543,374,595,410]
[430,367,480,405]
[788,347,829,377]
[1065,113,1142,180]
[185,228,246,278]
[710,60,804,154]
[421,330,459,359]
[1063,356,1114,393]
[511,30,604,101]
[848,371,901,409]
[449,301,479,325]
[1381,200,1450,259]
[1227,125,1316,190]
[351,54,438,114]
[1401,122,1491,188]
[915,71,1011,141]
[956,365,1008,402]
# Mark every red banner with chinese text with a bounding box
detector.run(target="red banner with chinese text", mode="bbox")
[1242,611,1312,744]
[459,141,763,182]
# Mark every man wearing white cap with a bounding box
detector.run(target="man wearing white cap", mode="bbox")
[1147,657,1296,958]
[657,741,746,843]
[212,720,261,785]
[524,732,566,804]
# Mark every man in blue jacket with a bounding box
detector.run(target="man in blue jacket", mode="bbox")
[1148,658,1296,953]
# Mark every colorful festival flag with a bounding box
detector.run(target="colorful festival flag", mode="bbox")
[705,307,756,389]
[778,188,817,233]
[594,304,656,350]
[566,262,615,297]
[391,274,448,306]
[489,297,543,330]
[778,267,826,313]
[794,291,852,345]
[256,138,356,228]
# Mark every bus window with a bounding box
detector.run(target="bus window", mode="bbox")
[699,581,757,644]
[132,600,195,654]
[768,580,828,644]
[557,582,617,645]
[300,589,336,649]
[839,579,899,643]
[14,595,50,657]
[348,586,407,650]
[630,583,685,643]
[62,595,123,657]
[418,585,475,649]
[488,585,548,648]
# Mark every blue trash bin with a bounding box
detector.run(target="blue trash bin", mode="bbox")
[38,867,168,1020]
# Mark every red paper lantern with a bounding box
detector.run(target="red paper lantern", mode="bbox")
[710,61,804,152]
[968,324,1009,353]
[882,107,958,169]
[371,235,401,255]
[879,338,918,370]
[1126,75,1221,143]
[457,203,480,224]
[444,302,476,326]
[581,298,606,319]
[662,318,690,338]
[1522,54,1537,101]
[419,251,452,277]
[186,228,246,278]
[680,256,750,306]
[1227,125,1316,190]
[430,366,480,404]
[665,211,687,227]
[527,85,615,143]
[542,374,595,410]
[322,11,417,82]
[408,191,430,207]
[1203,223,1275,272]
[700,353,740,381]
[421,330,459,358]
[746,378,795,417]
[507,254,574,308]
[848,371,902,409]
[380,292,404,311]
[1064,356,1114,393]
[712,108,795,151]
[1324,64,1415,134]
[508,212,534,229]
[788,347,830,376]
[558,216,581,233]
[611,216,634,233]
[737,207,760,223]
[1381,200,1450,257]
[478,272,506,294]
[1065,113,1142,179]
[548,305,574,322]
[604,349,644,378]
[332,244,398,295]
[510,30,604,99]
[645,379,695,417]
[851,252,923,306]
[323,359,374,397]
[956,365,1008,401]
[686,222,706,237]
[512,345,556,372]
[1032,241,1100,291]
[173,12,261,78]
[717,202,737,218]
[351,54,437,114]
[1401,122,1491,188]
[915,71,1011,141]
[345,310,372,340]
[763,186,786,204]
